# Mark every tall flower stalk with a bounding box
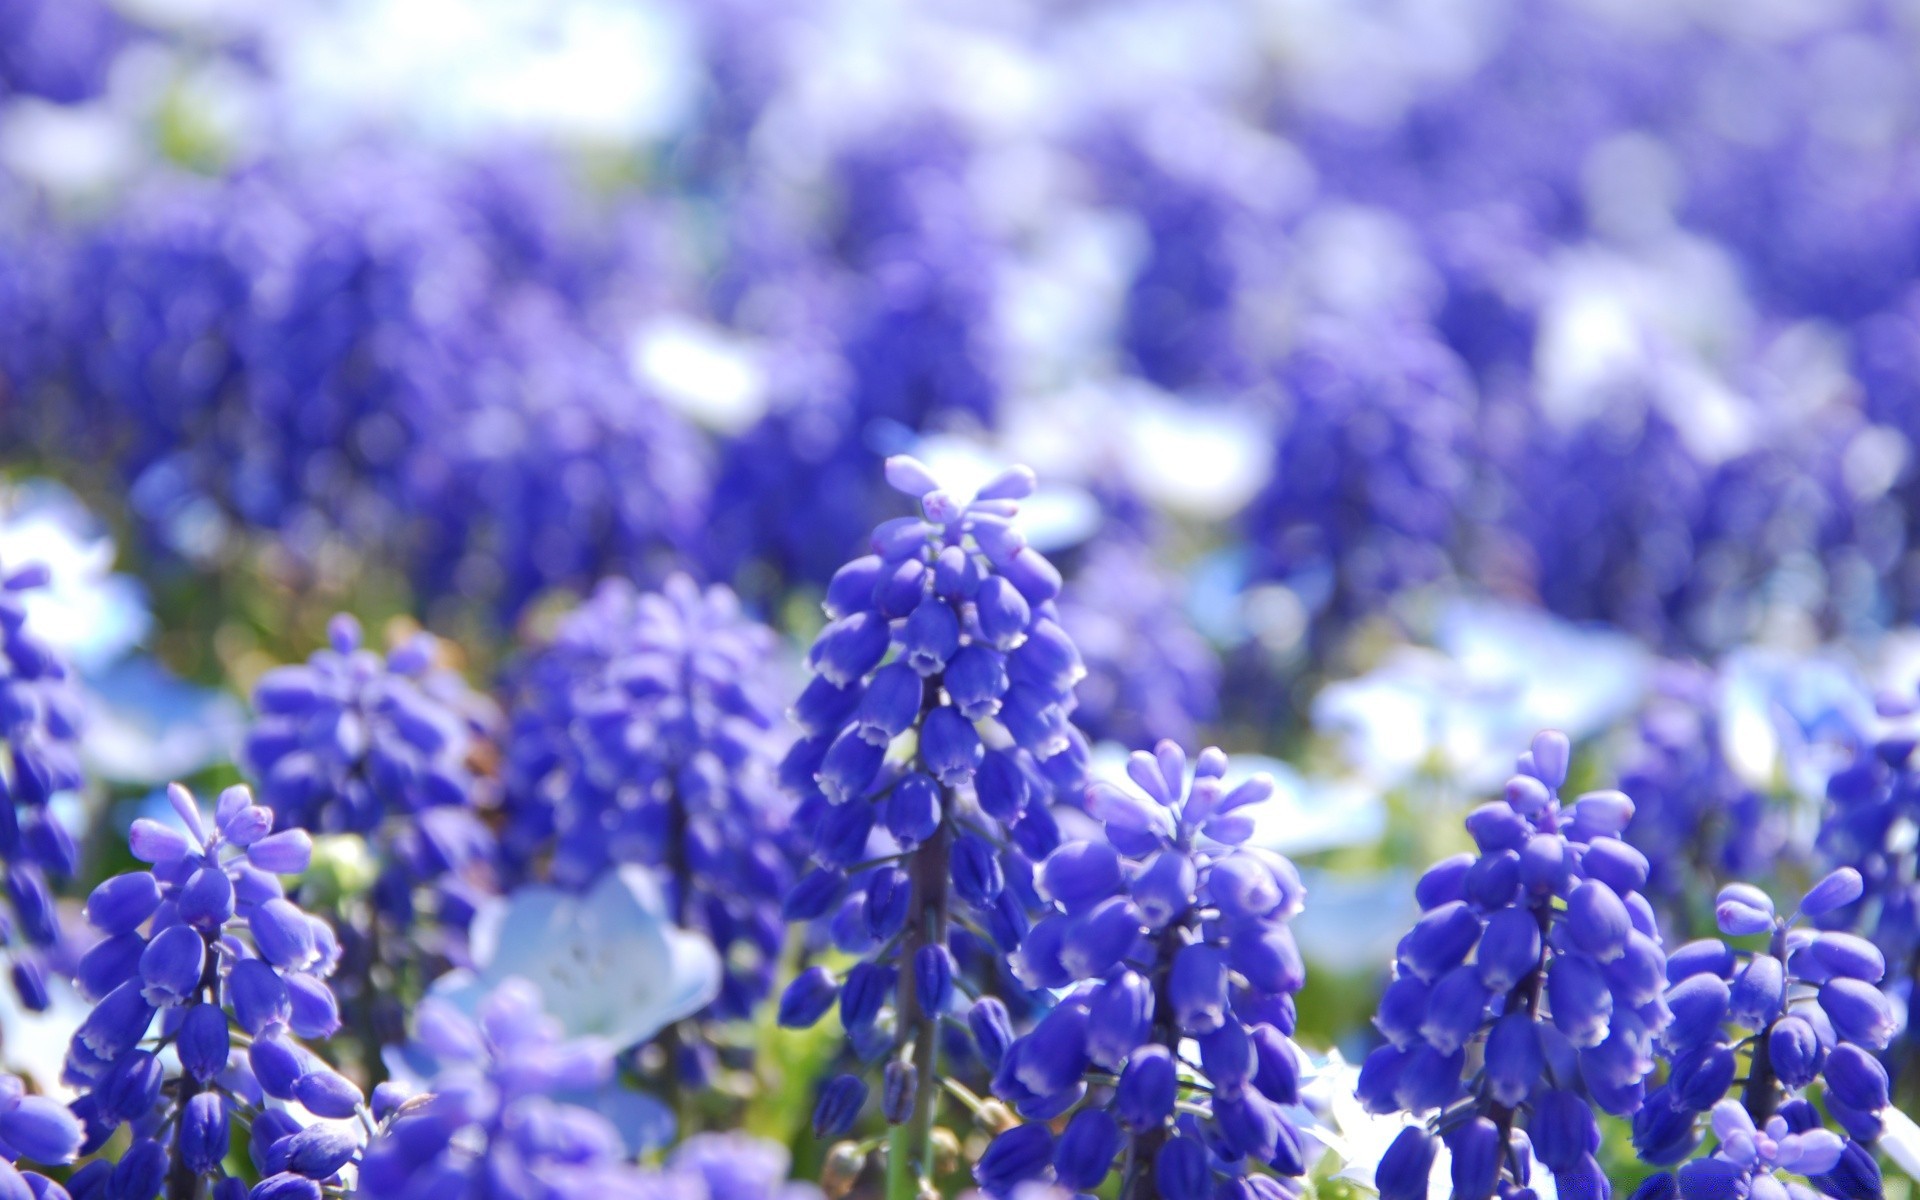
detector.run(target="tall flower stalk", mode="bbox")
[776,456,1087,1200]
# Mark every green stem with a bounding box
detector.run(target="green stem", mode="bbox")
[887,805,953,1200]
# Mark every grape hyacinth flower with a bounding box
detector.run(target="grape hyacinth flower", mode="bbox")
[977,741,1313,1200]
[774,456,1088,1197]
[0,1069,82,1190]
[1632,870,1896,1200]
[245,613,497,1059]
[500,574,796,1046]
[358,978,652,1198]
[0,554,86,1011]
[66,783,362,1200]
[1360,731,1670,1200]
[1816,717,1920,1095]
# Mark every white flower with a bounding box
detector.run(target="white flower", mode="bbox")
[0,479,150,673]
[429,865,721,1051]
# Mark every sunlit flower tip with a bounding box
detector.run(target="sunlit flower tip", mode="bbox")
[952,834,1005,907]
[245,830,313,875]
[882,1061,916,1125]
[1398,901,1481,981]
[1545,955,1612,1048]
[283,1123,358,1180]
[1713,883,1775,937]
[920,705,983,786]
[254,1171,323,1200]
[974,1124,1054,1197]
[968,998,1014,1070]
[945,645,1009,720]
[111,1138,168,1200]
[1475,907,1542,994]
[1444,1116,1502,1200]
[1010,1006,1091,1098]
[783,868,845,921]
[1665,939,1734,985]
[778,967,838,1029]
[178,867,236,931]
[1418,966,1490,1056]
[369,1082,413,1123]
[250,899,319,970]
[249,1033,307,1100]
[137,924,206,1006]
[1168,943,1229,1034]
[74,979,157,1061]
[84,872,161,935]
[882,775,940,848]
[180,1092,229,1174]
[818,727,885,805]
[1481,1011,1543,1107]
[902,599,961,677]
[973,577,1032,651]
[1761,1015,1821,1089]
[286,974,341,1039]
[854,664,920,745]
[909,945,954,1017]
[837,962,893,1031]
[1807,933,1885,984]
[1084,971,1153,1071]
[1376,1125,1438,1200]
[0,1093,83,1164]
[1053,1108,1121,1191]
[1566,880,1632,962]
[326,614,362,655]
[1114,1043,1177,1131]
[883,455,942,500]
[178,1002,231,1082]
[1726,953,1785,1028]
[292,1070,362,1119]
[1798,868,1864,918]
[1817,978,1897,1049]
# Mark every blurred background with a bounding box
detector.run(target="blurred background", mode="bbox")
[6,0,1920,1131]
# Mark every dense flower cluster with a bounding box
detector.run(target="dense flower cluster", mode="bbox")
[1244,320,1475,634]
[501,574,797,1026]
[246,613,496,928]
[1816,715,1920,1069]
[359,978,640,1199]
[1363,732,1669,1200]
[775,456,1087,1187]
[976,742,1312,1200]
[1632,871,1895,1200]
[0,555,85,1010]
[66,783,361,1200]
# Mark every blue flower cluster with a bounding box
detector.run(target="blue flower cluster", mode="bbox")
[20,152,707,620]
[1364,732,1669,1200]
[775,456,1087,1187]
[0,555,85,1011]
[501,574,797,1025]
[246,613,496,926]
[1244,320,1475,636]
[1632,871,1895,1200]
[358,978,640,1199]
[66,783,362,1200]
[975,742,1311,1200]
[1816,717,1920,1070]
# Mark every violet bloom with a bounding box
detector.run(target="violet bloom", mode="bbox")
[500,574,796,1050]
[1361,732,1669,1200]
[66,783,360,1199]
[1633,870,1893,1200]
[774,456,1087,1192]
[0,554,86,1011]
[979,741,1312,1200]
[245,613,498,1061]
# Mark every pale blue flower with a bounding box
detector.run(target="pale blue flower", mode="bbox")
[429,865,722,1052]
